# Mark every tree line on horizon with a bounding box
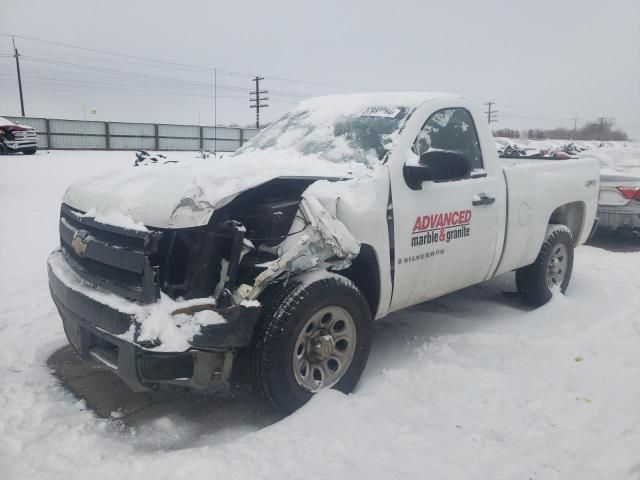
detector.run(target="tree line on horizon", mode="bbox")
[494,119,629,141]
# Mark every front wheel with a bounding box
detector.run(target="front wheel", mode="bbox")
[22,148,37,155]
[251,272,372,413]
[516,224,574,306]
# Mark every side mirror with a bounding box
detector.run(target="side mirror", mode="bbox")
[404,150,470,190]
[403,163,432,190]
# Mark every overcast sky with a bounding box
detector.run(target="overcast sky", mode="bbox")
[1,0,639,138]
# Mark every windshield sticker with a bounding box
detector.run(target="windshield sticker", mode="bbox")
[360,106,402,118]
[411,209,472,247]
[430,109,454,127]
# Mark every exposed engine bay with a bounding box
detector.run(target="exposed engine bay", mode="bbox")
[155,177,359,306]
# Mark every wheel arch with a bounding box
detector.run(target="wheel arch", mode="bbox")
[548,201,586,245]
[340,243,381,319]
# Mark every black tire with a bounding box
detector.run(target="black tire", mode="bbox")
[516,225,574,307]
[22,148,37,155]
[251,272,372,414]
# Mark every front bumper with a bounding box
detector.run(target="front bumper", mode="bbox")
[1,139,37,151]
[597,203,640,233]
[48,250,260,394]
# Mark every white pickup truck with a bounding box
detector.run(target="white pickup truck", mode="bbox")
[48,93,599,412]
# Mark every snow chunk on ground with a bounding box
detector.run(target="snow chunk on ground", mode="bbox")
[139,304,227,352]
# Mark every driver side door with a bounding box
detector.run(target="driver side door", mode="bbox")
[389,107,501,311]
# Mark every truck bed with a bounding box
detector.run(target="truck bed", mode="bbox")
[494,157,600,276]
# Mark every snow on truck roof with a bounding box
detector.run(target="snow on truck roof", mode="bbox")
[238,92,463,165]
[294,92,462,116]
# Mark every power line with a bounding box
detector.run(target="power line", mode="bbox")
[0,68,308,99]
[16,46,249,77]
[0,73,304,108]
[499,103,576,116]
[499,113,573,122]
[17,55,319,99]
[20,55,249,90]
[0,74,301,105]
[0,33,364,91]
[0,33,250,76]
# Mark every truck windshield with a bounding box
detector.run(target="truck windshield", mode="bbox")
[236,105,412,165]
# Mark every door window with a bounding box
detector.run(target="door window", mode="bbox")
[412,108,483,173]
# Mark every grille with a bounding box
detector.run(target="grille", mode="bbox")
[59,204,163,304]
[13,130,36,139]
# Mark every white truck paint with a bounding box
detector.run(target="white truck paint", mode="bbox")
[49,93,600,406]
[61,92,599,320]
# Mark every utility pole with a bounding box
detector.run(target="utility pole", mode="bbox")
[12,36,25,117]
[249,76,268,129]
[484,102,498,124]
[597,117,608,141]
[213,68,217,154]
[572,113,579,139]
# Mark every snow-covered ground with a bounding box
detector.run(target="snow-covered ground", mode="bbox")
[1,149,640,479]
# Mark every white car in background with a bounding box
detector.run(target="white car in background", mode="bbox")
[598,169,640,236]
[0,116,38,155]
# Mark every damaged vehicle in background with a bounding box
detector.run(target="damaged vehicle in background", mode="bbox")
[597,169,640,237]
[48,93,600,413]
[0,117,37,155]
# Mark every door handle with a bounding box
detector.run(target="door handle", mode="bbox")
[472,193,495,206]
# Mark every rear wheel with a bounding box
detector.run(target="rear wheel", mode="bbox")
[516,224,574,306]
[251,273,372,413]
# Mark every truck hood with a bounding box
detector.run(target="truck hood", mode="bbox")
[63,152,372,229]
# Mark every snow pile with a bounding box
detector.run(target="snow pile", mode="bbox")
[62,147,376,229]
[133,150,175,167]
[49,249,228,352]
[496,138,640,170]
[81,208,149,232]
[137,305,226,352]
[1,150,640,479]
[579,143,640,175]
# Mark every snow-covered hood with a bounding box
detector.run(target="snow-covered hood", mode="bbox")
[63,151,374,229]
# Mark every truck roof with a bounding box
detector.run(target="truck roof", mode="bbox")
[296,92,463,113]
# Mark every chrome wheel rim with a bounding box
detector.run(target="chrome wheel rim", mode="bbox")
[547,243,568,289]
[292,306,357,392]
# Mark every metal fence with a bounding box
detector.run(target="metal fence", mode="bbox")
[2,116,260,151]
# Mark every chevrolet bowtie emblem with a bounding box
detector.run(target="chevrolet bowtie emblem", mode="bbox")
[71,230,90,257]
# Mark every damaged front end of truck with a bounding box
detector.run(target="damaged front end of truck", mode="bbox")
[47,176,360,396]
